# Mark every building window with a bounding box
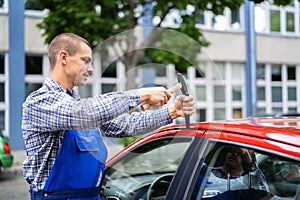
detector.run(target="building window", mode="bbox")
[214,62,225,80]
[102,63,117,77]
[288,107,297,113]
[232,85,242,101]
[0,82,4,102]
[272,107,282,113]
[197,109,206,122]
[272,86,282,102]
[232,63,242,80]
[214,108,225,120]
[271,64,282,81]
[258,87,266,101]
[287,66,296,80]
[214,86,225,102]
[25,83,42,97]
[102,84,116,94]
[286,12,295,32]
[25,0,44,10]
[78,84,92,98]
[231,9,241,29]
[257,64,265,80]
[196,85,206,101]
[257,107,266,116]
[0,54,4,74]
[155,65,167,77]
[196,63,206,78]
[0,111,5,130]
[26,55,43,75]
[195,10,205,25]
[288,87,297,101]
[270,10,281,32]
[233,108,242,118]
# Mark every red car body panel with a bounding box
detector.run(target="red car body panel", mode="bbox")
[106,117,300,166]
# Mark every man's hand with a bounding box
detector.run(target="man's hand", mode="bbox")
[137,87,172,108]
[240,148,253,164]
[168,95,195,120]
[141,83,182,111]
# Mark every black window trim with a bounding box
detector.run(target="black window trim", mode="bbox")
[166,135,209,200]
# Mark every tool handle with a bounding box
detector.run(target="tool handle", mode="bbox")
[141,83,182,111]
[183,91,190,128]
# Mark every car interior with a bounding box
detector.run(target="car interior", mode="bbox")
[194,142,300,200]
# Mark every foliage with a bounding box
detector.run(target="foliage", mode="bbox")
[117,136,140,147]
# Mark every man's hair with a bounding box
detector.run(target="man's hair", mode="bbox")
[48,33,91,67]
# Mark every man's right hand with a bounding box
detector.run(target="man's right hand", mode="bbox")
[138,87,172,108]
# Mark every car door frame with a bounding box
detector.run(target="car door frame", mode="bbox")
[165,130,211,200]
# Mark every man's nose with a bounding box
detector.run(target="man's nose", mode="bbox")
[87,64,94,75]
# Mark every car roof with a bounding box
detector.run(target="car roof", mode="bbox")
[140,116,300,158]
[156,116,299,137]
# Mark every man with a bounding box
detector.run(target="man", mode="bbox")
[202,147,272,200]
[22,33,195,200]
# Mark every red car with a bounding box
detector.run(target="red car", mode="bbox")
[101,117,300,200]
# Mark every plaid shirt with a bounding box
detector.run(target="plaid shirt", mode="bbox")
[22,78,172,190]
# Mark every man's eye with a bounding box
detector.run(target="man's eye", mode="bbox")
[234,152,241,156]
[82,58,91,64]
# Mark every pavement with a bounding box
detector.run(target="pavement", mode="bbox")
[5,143,124,175]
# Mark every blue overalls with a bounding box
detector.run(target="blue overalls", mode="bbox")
[30,129,107,200]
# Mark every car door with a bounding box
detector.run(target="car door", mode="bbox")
[171,137,300,200]
[101,135,194,200]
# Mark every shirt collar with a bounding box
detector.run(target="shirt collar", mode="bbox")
[44,78,80,99]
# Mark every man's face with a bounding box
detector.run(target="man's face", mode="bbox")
[224,147,243,168]
[67,42,93,86]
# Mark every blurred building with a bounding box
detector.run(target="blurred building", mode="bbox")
[1,0,300,149]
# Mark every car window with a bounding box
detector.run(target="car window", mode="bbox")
[102,137,193,200]
[258,154,300,199]
[191,142,300,200]
[110,137,192,178]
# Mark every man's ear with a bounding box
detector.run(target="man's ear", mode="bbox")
[58,51,68,65]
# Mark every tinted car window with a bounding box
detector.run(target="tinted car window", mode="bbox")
[102,137,193,199]
[191,142,300,200]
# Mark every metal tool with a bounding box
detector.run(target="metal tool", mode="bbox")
[177,73,190,128]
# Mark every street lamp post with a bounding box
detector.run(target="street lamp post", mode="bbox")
[244,0,257,117]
